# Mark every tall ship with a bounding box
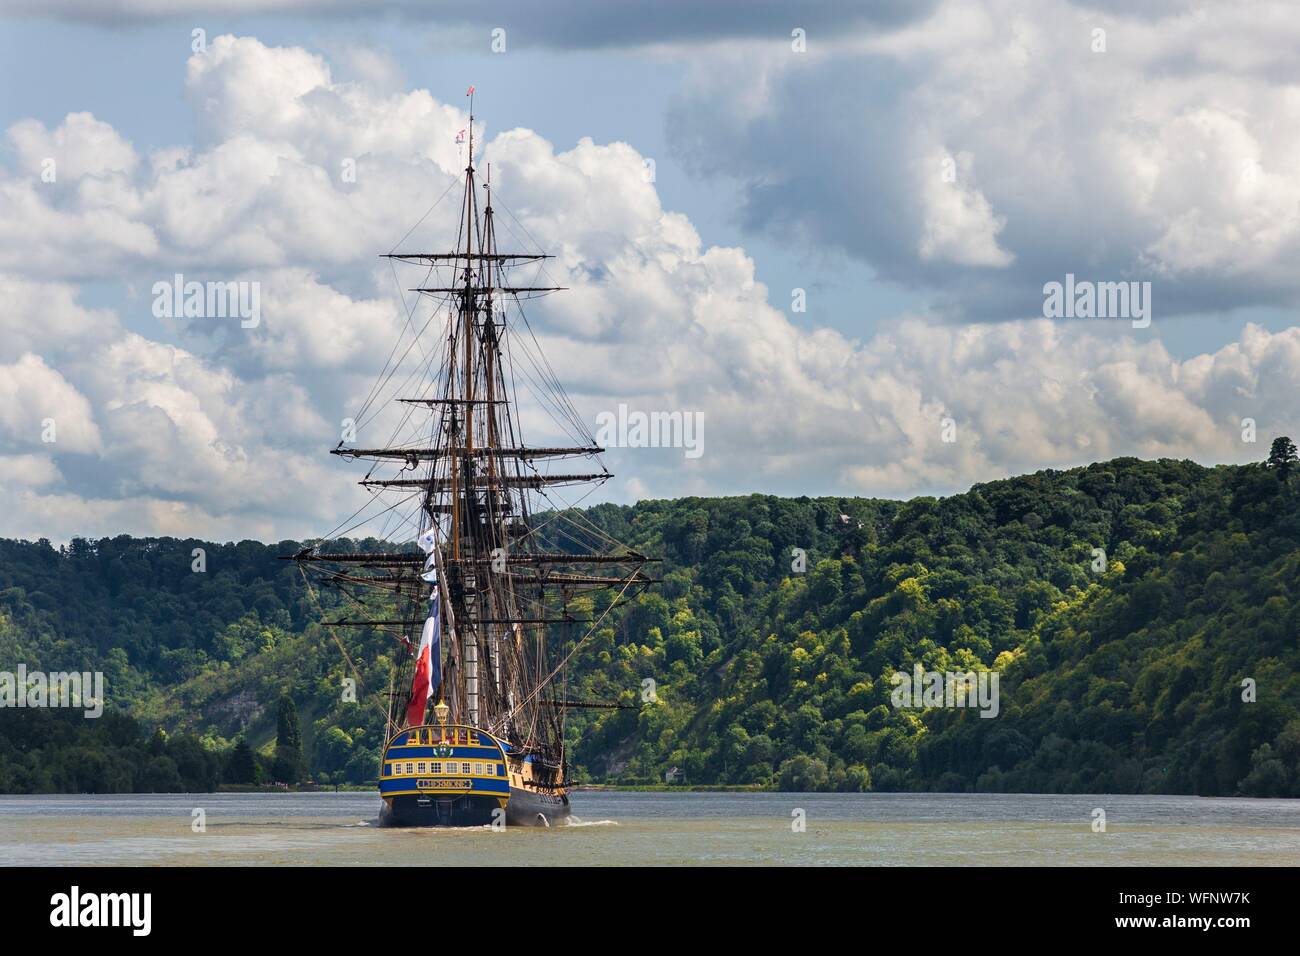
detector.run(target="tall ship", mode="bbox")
[292,99,656,827]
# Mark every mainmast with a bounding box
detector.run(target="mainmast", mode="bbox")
[459,110,479,727]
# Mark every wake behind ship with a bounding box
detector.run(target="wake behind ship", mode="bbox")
[290,95,656,827]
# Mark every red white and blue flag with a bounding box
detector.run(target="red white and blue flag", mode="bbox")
[406,573,441,727]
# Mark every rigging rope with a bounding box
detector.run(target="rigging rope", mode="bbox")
[500,572,639,726]
[296,564,400,734]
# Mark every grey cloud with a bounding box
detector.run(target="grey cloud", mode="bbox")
[1,0,938,44]
[666,0,1300,321]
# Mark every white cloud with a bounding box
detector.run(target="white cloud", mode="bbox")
[0,275,122,361]
[0,31,1297,542]
[3,38,469,281]
[0,453,62,488]
[0,353,102,454]
[7,111,137,179]
[667,0,1300,317]
[917,150,1013,267]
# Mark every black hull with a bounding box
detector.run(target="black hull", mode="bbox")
[379,790,574,827]
[379,792,500,828]
[377,787,570,827]
[506,785,571,827]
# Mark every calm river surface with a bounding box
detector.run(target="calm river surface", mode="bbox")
[2,791,1298,866]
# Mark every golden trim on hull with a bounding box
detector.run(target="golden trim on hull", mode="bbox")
[376,723,570,827]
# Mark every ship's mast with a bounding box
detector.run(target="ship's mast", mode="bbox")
[460,111,480,728]
[292,98,659,762]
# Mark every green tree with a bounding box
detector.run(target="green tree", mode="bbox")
[225,738,258,785]
[140,755,184,793]
[1266,436,1298,478]
[776,755,829,792]
[274,694,303,784]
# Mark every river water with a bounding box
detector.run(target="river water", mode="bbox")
[2,791,1298,866]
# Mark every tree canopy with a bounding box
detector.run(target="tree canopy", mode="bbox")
[2,451,1297,796]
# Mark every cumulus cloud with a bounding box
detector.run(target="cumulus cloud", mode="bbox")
[0,453,62,488]
[917,150,1013,267]
[3,37,468,282]
[0,353,102,455]
[7,111,137,179]
[0,273,354,540]
[0,31,1296,543]
[666,0,1300,319]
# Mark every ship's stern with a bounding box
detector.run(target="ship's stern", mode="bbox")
[378,724,510,827]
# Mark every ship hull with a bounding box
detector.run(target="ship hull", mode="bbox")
[375,723,571,828]
[378,785,570,827]
[377,723,510,828]
[379,792,501,827]
[506,784,570,827]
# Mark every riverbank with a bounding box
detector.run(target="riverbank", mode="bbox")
[217,783,374,793]
[572,783,769,793]
[216,783,769,794]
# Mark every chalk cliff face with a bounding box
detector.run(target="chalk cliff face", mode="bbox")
[2,454,1299,796]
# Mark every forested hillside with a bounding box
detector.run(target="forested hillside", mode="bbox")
[2,452,1298,796]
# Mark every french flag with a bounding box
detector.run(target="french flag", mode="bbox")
[406,583,441,727]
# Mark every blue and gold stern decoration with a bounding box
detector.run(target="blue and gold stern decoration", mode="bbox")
[379,722,511,803]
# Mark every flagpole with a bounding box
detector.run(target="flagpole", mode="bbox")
[428,523,455,716]
[467,84,475,168]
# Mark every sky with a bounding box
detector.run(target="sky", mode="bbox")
[1,0,1299,544]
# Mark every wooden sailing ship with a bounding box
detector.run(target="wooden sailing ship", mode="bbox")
[292,100,657,826]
